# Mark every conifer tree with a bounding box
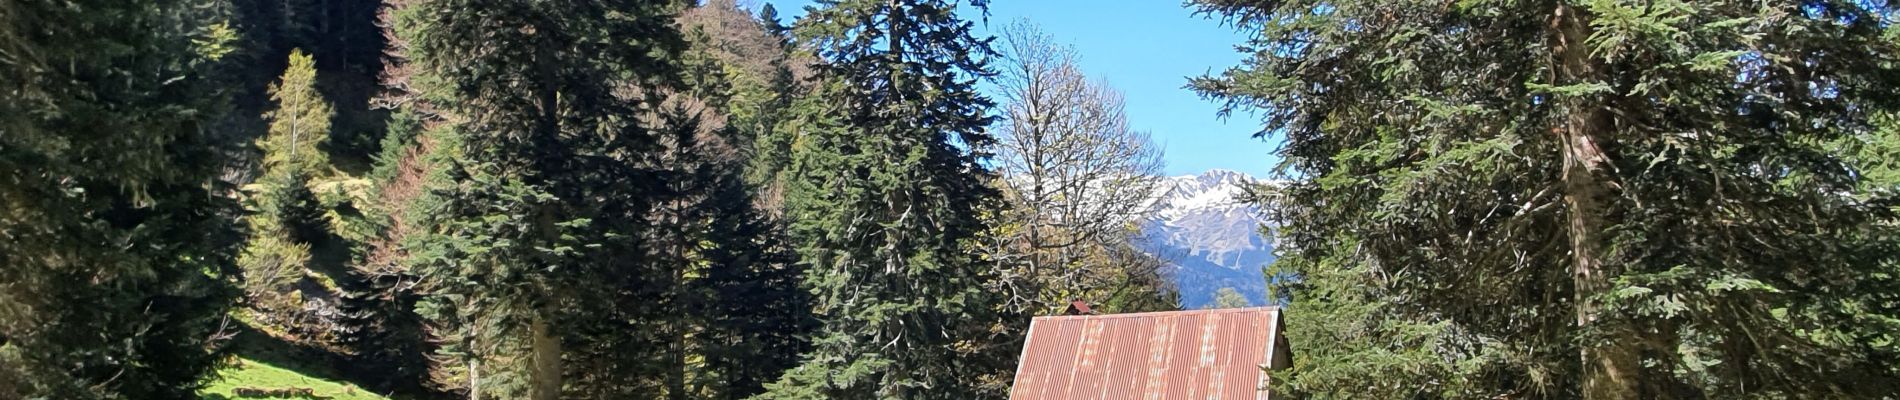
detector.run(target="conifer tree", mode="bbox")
[691,195,813,399]
[759,0,1011,398]
[681,0,813,214]
[390,0,688,398]
[1194,0,1900,397]
[334,108,433,396]
[260,49,333,176]
[313,3,438,394]
[237,50,337,332]
[636,9,819,396]
[637,94,809,399]
[0,1,239,398]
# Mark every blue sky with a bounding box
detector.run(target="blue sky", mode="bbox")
[751,0,1279,178]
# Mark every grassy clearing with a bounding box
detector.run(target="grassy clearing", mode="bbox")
[199,356,390,400]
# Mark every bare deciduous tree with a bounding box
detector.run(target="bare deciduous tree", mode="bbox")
[987,20,1174,315]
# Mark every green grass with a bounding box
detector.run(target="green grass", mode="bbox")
[199,356,390,400]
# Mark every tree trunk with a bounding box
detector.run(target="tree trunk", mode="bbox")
[1551,4,1641,399]
[527,42,562,397]
[529,313,562,400]
[886,0,906,92]
[666,323,686,400]
[468,357,481,400]
[665,203,688,400]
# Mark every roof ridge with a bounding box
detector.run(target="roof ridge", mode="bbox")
[1029,306,1279,321]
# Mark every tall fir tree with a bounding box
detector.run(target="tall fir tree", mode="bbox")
[1194,0,1900,398]
[634,7,819,398]
[389,0,689,398]
[236,49,337,336]
[759,0,1012,398]
[333,1,444,393]
[259,49,334,176]
[335,108,434,396]
[0,1,240,398]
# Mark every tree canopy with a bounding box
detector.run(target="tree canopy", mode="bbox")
[757,0,1016,398]
[0,1,239,398]
[26,0,1900,398]
[1193,0,1900,398]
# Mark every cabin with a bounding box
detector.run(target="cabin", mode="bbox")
[1008,307,1290,400]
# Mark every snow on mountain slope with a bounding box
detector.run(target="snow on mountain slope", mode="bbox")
[1136,169,1278,308]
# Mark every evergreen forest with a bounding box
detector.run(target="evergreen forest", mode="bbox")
[4,0,1900,399]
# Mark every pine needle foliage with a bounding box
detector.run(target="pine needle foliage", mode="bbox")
[261,49,334,175]
[389,0,690,398]
[237,50,337,333]
[757,0,1013,398]
[1193,0,1900,398]
[643,7,819,398]
[0,1,240,398]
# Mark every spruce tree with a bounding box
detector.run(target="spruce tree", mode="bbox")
[237,49,336,332]
[692,192,813,399]
[638,10,819,397]
[1194,0,1900,398]
[637,95,808,399]
[330,3,445,393]
[0,1,239,398]
[390,0,688,398]
[759,0,1010,398]
[259,49,333,176]
[333,107,433,396]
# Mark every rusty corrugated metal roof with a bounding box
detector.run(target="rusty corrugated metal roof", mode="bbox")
[1009,307,1286,400]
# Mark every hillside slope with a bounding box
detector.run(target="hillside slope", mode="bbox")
[200,357,390,400]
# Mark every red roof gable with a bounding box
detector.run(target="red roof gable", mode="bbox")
[1009,307,1288,400]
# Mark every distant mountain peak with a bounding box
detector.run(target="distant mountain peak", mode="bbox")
[1195,168,1249,184]
[1151,170,1260,221]
[1137,170,1275,308]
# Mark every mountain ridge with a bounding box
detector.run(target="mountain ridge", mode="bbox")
[1138,169,1276,308]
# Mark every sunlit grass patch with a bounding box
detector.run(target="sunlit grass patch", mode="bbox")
[199,356,389,400]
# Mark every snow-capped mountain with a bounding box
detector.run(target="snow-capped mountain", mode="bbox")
[1137,169,1277,308]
